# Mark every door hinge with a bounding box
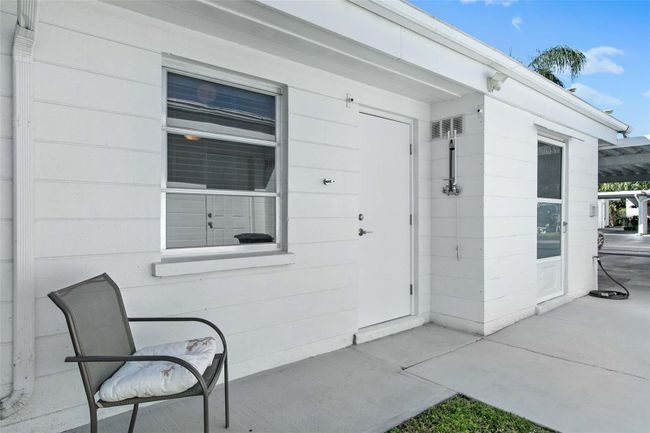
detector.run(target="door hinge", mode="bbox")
[409,142,413,155]
[409,284,413,295]
[409,214,413,225]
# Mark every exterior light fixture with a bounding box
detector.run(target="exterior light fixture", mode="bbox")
[487,72,508,92]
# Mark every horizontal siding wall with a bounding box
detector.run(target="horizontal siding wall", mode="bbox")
[0,1,431,432]
[486,74,607,328]
[428,92,485,334]
[427,92,601,337]
[482,96,599,335]
[482,97,538,333]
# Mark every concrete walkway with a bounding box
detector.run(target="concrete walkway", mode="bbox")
[68,249,650,433]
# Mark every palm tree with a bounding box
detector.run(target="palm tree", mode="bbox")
[528,45,586,88]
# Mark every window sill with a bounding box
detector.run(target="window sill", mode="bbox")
[152,252,295,277]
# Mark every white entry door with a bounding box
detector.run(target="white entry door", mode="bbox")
[536,139,566,302]
[358,113,412,328]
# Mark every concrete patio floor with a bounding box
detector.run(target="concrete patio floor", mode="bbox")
[68,235,650,433]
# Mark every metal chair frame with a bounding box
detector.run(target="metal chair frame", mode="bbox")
[48,273,229,433]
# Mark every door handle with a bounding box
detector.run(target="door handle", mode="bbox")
[359,228,373,236]
[208,221,213,229]
[562,221,568,233]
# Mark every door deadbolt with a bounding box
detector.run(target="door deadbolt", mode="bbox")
[358,213,364,221]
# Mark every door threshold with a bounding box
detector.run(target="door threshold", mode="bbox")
[354,315,426,345]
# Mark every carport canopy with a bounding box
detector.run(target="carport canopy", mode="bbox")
[599,136,650,183]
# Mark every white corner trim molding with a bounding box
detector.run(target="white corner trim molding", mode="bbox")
[353,315,427,345]
[1,0,38,420]
[152,252,296,277]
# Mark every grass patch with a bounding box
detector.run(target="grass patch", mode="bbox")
[388,395,553,433]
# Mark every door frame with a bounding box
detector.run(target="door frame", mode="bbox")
[358,105,417,321]
[536,136,568,303]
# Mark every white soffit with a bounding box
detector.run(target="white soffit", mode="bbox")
[105,0,473,103]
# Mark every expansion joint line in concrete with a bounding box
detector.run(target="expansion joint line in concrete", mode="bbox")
[484,338,650,382]
[399,339,485,371]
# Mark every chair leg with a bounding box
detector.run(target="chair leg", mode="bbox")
[224,356,230,428]
[203,392,210,433]
[128,403,139,433]
[89,406,98,433]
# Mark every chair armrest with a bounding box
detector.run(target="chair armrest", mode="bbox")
[127,317,227,355]
[65,354,208,393]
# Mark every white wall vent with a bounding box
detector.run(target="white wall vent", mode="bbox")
[452,116,463,134]
[441,118,452,137]
[432,116,464,140]
[431,121,441,140]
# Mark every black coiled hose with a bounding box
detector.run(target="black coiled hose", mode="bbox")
[588,256,630,300]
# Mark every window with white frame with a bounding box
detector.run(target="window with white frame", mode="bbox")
[162,66,283,254]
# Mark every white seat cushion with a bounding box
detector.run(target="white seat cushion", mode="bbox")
[98,337,218,402]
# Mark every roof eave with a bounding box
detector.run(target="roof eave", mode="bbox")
[351,0,629,133]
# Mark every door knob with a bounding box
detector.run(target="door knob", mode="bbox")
[358,228,373,236]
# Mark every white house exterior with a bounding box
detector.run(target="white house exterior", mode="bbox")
[0,1,628,432]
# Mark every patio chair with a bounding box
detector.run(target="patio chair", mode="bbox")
[48,273,229,433]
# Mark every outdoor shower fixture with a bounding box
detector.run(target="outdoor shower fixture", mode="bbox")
[442,130,461,196]
[431,117,464,260]
[432,116,463,196]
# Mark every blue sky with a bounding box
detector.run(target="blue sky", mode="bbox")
[409,0,650,136]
